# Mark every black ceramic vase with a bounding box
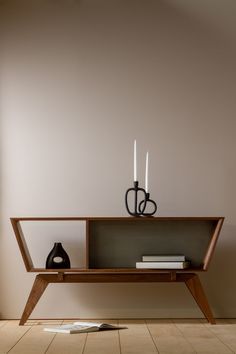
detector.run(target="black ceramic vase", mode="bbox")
[46,242,71,269]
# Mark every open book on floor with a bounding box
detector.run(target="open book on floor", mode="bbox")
[44,321,127,334]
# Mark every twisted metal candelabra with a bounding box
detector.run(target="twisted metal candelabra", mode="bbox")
[125,181,157,217]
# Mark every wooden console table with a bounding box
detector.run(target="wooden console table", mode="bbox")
[11,216,224,325]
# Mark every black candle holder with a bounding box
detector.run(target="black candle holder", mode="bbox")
[125,181,147,216]
[125,182,157,217]
[138,192,157,216]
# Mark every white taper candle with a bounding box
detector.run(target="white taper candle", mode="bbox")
[134,140,137,181]
[145,152,149,192]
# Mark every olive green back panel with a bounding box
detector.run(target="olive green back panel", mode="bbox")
[88,219,216,268]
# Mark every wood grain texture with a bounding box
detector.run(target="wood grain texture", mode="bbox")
[10,216,224,326]
[203,217,225,270]
[20,275,49,326]
[0,320,34,353]
[147,319,195,353]
[10,219,33,271]
[119,320,157,354]
[8,323,57,354]
[19,272,216,325]
[185,274,215,324]
[174,319,234,354]
[83,320,120,354]
[10,216,224,272]
[2,320,236,354]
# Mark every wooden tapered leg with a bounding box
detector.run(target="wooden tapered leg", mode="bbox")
[185,274,215,324]
[19,272,216,325]
[19,275,49,325]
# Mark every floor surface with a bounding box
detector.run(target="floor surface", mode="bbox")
[0,319,236,353]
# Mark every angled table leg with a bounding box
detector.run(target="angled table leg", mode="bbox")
[184,274,215,324]
[19,275,49,325]
[19,272,216,325]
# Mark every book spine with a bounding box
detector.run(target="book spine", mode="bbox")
[136,261,189,269]
[142,255,185,262]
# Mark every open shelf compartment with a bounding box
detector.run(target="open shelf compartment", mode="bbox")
[88,217,223,270]
[11,216,224,273]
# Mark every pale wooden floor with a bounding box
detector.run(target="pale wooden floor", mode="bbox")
[1,319,236,354]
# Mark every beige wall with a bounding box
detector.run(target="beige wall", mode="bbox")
[0,0,236,319]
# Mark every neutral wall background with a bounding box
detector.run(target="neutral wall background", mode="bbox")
[0,0,236,319]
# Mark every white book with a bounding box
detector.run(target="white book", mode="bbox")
[142,255,186,262]
[44,321,126,334]
[136,261,190,269]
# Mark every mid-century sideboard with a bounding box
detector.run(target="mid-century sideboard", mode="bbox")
[11,216,224,325]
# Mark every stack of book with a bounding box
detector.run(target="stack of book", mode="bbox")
[136,255,190,269]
